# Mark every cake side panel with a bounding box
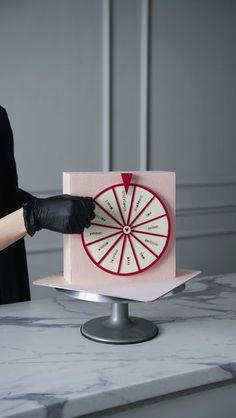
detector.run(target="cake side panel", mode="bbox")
[63,172,72,283]
[66,171,175,289]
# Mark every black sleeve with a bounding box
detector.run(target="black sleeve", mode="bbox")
[0,106,18,192]
[17,188,35,204]
[0,106,31,305]
[0,106,34,213]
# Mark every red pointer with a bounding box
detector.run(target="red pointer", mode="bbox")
[121,173,133,194]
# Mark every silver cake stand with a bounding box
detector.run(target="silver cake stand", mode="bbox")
[56,284,185,345]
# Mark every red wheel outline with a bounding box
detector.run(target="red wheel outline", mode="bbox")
[81,183,171,276]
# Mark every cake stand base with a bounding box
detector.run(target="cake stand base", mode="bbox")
[56,284,185,344]
[81,303,158,344]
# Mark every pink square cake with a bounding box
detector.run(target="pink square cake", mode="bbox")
[34,171,200,301]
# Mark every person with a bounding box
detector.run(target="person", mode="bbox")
[0,106,95,305]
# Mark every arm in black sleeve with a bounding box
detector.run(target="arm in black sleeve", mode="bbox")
[0,106,34,208]
[0,106,18,192]
[17,188,35,204]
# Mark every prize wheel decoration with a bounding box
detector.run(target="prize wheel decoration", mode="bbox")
[82,173,171,276]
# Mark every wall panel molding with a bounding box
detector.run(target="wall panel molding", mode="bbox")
[140,0,150,171]
[177,202,236,216]
[177,179,236,189]
[26,245,62,255]
[102,0,111,171]
[177,228,236,240]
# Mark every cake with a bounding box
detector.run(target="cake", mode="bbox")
[34,171,200,301]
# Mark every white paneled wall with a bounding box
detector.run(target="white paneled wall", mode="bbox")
[0,0,235,299]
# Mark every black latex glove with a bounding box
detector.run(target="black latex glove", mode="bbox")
[22,195,95,236]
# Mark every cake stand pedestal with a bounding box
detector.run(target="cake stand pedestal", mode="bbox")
[56,284,185,344]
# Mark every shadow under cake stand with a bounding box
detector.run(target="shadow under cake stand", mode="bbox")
[56,284,185,345]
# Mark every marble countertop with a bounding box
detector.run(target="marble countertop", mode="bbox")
[0,273,236,418]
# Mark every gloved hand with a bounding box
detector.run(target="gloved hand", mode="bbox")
[22,195,95,236]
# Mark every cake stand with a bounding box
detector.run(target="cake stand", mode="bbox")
[56,283,185,344]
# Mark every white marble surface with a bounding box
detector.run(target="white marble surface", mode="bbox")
[0,273,236,418]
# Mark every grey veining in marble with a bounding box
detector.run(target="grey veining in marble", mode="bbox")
[0,273,236,417]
